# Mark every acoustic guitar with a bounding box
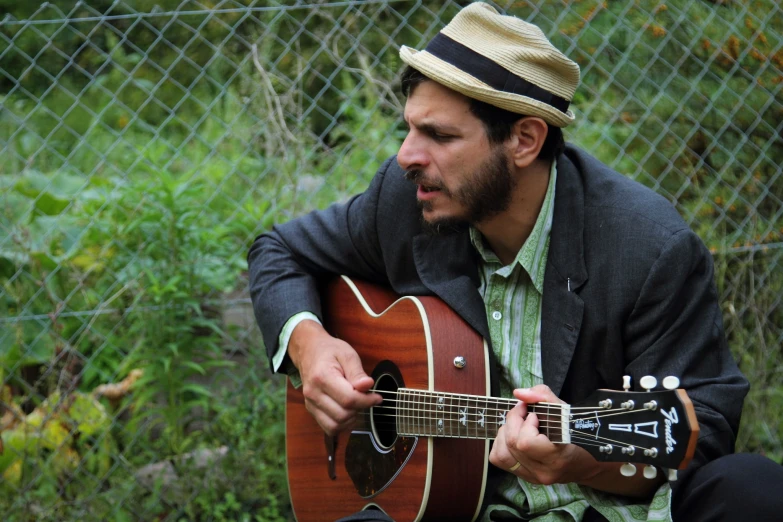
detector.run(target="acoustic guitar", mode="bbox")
[286,276,699,522]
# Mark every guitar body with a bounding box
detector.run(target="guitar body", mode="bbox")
[286,276,491,522]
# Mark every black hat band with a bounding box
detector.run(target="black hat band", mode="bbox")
[424,33,570,114]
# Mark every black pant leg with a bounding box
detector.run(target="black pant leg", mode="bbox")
[672,453,783,521]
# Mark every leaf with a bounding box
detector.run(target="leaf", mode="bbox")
[0,191,31,226]
[0,249,28,277]
[29,250,58,271]
[33,191,69,215]
[1,459,22,487]
[181,360,206,375]
[13,170,50,198]
[181,384,212,398]
[0,428,40,475]
[67,392,110,437]
[5,323,57,367]
[70,245,109,272]
[51,446,80,474]
[41,420,71,450]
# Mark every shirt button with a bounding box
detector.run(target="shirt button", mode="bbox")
[492,311,502,321]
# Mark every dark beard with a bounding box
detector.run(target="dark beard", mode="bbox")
[405,147,515,235]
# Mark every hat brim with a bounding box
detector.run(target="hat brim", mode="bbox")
[400,46,574,128]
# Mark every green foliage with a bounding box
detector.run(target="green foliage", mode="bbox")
[0,0,781,520]
[0,388,116,517]
[184,378,290,522]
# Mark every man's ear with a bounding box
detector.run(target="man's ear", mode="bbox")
[509,117,548,168]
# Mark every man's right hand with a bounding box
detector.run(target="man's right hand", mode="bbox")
[288,319,383,436]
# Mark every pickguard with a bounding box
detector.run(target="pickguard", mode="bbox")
[345,431,418,498]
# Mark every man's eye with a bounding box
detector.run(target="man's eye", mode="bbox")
[432,133,453,142]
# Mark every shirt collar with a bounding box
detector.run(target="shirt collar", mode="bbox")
[469,159,558,294]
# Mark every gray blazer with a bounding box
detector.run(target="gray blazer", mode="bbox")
[248,144,749,476]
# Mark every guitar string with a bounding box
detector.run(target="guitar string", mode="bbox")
[373,389,653,413]
[357,412,653,438]
[347,390,669,455]
[377,387,640,409]
[362,391,668,442]
[357,409,661,439]
[360,399,653,421]
[363,404,632,421]
[351,412,659,453]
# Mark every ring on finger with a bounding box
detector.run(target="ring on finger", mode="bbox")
[509,461,521,472]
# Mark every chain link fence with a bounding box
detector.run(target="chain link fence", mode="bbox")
[0,0,781,519]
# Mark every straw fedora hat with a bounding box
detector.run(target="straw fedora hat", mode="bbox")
[399,2,580,127]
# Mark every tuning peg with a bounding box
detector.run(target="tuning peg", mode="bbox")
[623,375,631,392]
[667,468,679,481]
[620,463,637,477]
[643,465,658,479]
[662,376,680,390]
[639,375,657,391]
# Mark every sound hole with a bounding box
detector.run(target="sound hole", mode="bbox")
[371,373,398,449]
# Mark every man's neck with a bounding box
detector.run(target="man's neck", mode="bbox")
[475,159,552,266]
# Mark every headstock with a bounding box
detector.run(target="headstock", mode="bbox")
[540,375,699,480]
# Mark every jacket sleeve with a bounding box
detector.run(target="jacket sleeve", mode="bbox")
[247,157,395,372]
[623,227,749,471]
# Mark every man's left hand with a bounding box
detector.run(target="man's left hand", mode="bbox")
[489,384,600,486]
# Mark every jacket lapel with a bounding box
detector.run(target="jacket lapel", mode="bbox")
[412,231,490,344]
[541,151,588,396]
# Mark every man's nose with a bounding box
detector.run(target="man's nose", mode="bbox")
[397,132,429,172]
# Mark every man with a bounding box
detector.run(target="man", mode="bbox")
[248,3,782,521]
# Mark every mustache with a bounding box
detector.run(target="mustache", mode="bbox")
[404,169,446,191]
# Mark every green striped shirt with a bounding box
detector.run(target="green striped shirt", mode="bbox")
[474,160,672,522]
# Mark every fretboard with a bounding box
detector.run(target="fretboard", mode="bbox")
[395,388,570,442]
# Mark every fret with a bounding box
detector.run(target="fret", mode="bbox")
[426,392,432,435]
[425,391,432,435]
[457,397,468,437]
[473,397,485,439]
[486,397,495,438]
[541,403,550,439]
[397,389,403,435]
[472,396,478,439]
[449,394,458,437]
[454,394,461,437]
[497,397,508,437]
[443,394,450,437]
[408,390,413,435]
[415,389,422,435]
[495,397,506,438]
[398,389,407,435]
[435,394,446,436]
[408,389,415,436]
[432,392,439,437]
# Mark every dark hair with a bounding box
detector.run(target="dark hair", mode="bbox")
[400,66,564,161]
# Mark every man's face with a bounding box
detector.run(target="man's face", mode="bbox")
[398,81,515,230]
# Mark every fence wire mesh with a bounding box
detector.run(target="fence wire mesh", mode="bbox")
[0,0,781,519]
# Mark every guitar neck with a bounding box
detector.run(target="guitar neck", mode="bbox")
[395,388,570,442]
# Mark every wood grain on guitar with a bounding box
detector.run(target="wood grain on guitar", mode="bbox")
[285,276,699,522]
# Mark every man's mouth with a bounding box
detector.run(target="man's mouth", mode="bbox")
[419,184,440,193]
